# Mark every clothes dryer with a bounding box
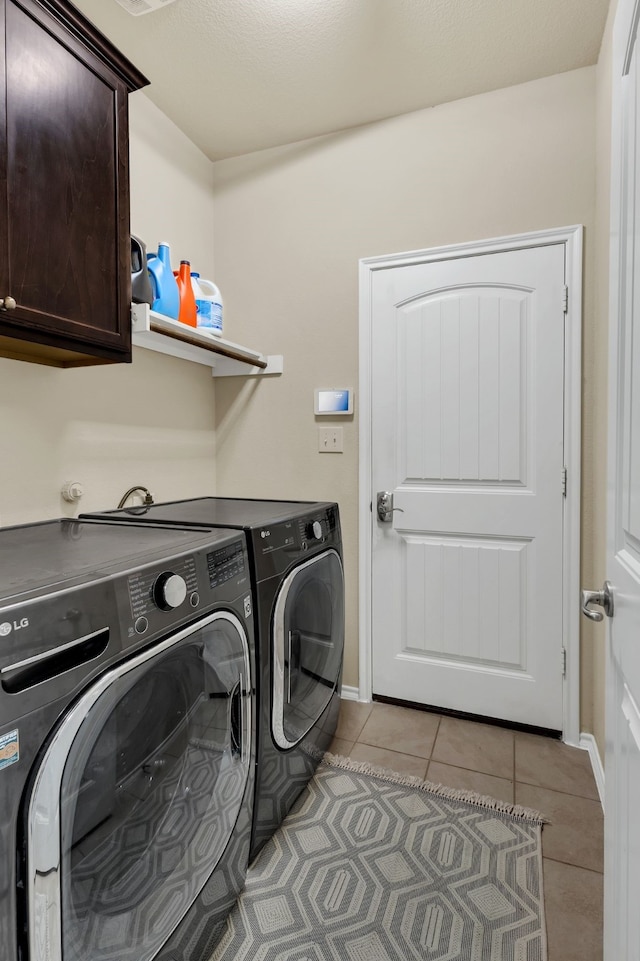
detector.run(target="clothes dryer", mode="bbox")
[0,518,255,961]
[83,498,345,861]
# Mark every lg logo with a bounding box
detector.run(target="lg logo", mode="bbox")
[260,530,271,539]
[0,618,29,637]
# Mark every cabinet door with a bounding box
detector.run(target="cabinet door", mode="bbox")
[0,0,138,366]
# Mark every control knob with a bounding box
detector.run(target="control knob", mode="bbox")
[307,520,323,541]
[153,572,187,611]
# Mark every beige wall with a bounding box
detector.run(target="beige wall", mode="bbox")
[128,93,215,272]
[0,92,218,527]
[212,68,599,704]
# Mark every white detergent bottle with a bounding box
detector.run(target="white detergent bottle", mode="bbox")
[193,274,223,337]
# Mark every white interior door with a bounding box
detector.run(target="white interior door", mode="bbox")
[370,242,567,730]
[604,0,640,955]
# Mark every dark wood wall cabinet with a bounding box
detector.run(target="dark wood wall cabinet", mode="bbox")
[0,0,148,367]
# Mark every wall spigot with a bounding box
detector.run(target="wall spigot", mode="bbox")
[117,485,154,509]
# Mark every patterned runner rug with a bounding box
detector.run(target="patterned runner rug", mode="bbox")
[211,754,547,961]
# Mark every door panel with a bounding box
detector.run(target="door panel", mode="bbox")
[401,288,527,484]
[400,533,527,669]
[372,243,566,729]
[606,1,640,952]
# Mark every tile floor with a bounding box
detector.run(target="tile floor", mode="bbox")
[330,699,604,961]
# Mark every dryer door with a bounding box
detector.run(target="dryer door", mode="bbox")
[26,611,252,961]
[272,549,344,750]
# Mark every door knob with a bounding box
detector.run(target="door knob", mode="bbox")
[581,581,614,621]
[376,491,404,522]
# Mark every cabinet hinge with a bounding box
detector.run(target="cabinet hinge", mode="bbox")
[561,466,567,497]
[562,285,568,313]
[561,647,567,677]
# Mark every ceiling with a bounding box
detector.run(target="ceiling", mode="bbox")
[72,0,611,162]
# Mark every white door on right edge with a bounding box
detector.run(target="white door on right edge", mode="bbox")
[604,0,640,954]
[371,242,566,730]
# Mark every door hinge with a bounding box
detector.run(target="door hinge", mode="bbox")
[561,466,567,497]
[561,647,567,677]
[562,285,568,313]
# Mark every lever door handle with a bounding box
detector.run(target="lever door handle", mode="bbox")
[581,581,614,621]
[376,491,404,522]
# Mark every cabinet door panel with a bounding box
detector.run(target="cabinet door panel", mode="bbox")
[6,1,124,348]
[0,0,147,366]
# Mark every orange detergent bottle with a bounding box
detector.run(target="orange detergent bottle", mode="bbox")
[174,260,197,327]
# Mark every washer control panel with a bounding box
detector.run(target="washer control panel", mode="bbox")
[124,539,249,639]
[207,539,246,589]
[127,555,199,636]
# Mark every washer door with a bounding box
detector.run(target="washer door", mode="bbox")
[26,611,251,961]
[272,549,344,750]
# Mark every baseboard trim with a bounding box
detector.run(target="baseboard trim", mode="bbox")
[340,685,360,701]
[580,732,605,811]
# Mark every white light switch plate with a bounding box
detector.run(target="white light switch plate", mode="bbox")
[318,427,344,453]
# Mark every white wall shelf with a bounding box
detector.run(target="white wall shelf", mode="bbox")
[131,303,283,377]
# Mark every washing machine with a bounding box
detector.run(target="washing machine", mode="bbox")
[83,497,345,861]
[0,517,255,961]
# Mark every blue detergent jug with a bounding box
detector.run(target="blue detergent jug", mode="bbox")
[146,242,180,319]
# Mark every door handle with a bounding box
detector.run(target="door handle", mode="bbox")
[581,581,614,621]
[376,491,404,522]
[230,677,243,759]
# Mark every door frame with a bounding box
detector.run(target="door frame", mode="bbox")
[358,225,583,744]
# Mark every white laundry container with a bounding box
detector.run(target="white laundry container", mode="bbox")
[191,273,223,337]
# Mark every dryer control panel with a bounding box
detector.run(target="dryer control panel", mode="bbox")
[251,505,341,579]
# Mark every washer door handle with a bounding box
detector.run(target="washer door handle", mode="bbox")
[231,676,243,759]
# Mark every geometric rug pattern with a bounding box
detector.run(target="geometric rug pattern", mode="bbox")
[211,754,547,961]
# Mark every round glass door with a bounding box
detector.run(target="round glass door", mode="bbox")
[27,611,251,961]
[272,550,344,750]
